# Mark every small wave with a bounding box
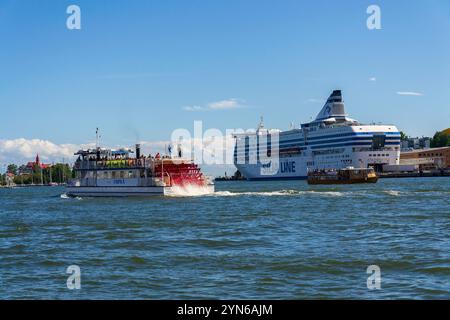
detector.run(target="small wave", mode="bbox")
[60,193,82,200]
[384,190,402,196]
[308,191,345,197]
[213,190,297,197]
[212,190,345,197]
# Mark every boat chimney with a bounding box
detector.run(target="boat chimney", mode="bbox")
[135,144,141,159]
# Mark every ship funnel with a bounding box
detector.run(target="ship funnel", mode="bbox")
[135,144,141,159]
[315,90,346,120]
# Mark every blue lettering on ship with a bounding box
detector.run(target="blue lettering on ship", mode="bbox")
[262,161,272,168]
[280,161,296,173]
[113,179,125,185]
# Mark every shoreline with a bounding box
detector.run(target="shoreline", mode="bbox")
[378,171,450,179]
[215,171,450,182]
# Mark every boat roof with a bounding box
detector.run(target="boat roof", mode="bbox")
[111,149,132,155]
[74,148,133,156]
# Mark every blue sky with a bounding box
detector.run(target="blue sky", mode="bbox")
[0,0,449,166]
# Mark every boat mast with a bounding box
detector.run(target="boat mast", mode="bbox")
[62,158,65,183]
[59,159,63,183]
[96,128,99,149]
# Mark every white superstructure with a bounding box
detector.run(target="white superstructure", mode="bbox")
[233,90,401,180]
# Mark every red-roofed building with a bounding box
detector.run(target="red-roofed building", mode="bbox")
[19,154,51,175]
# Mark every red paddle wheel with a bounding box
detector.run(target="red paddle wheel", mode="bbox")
[154,161,207,186]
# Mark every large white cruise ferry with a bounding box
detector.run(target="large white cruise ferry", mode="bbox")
[233,90,401,180]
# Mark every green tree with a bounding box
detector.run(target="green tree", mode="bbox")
[14,174,32,185]
[7,164,18,175]
[430,131,450,148]
[42,163,73,184]
[20,164,71,185]
[400,131,408,141]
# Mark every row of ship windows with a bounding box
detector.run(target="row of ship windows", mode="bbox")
[353,147,399,152]
[418,153,444,157]
[318,154,351,160]
[102,171,140,179]
[111,171,132,179]
[314,159,354,166]
[312,148,345,156]
[80,171,139,179]
[368,154,389,157]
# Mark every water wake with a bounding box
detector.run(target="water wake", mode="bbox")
[168,185,215,197]
[60,193,82,200]
[384,190,402,196]
[212,190,345,197]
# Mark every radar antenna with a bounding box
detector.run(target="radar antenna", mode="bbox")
[257,116,265,130]
[96,128,99,149]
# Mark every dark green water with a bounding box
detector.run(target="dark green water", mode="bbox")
[0,177,449,299]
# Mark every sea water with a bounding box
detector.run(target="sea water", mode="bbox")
[0,177,449,299]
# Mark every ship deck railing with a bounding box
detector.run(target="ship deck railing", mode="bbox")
[73,159,148,171]
[73,158,195,171]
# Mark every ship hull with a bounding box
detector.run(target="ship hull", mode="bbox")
[66,185,215,197]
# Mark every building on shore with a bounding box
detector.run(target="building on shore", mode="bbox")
[5,172,16,187]
[18,154,51,175]
[401,137,431,151]
[398,147,450,170]
[383,147,450,172]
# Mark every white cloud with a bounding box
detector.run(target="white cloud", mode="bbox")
[208,99,241,110]
[0,138,94,165]
[183,98,244,112]
[369,77,377,82]
[396,91,424,96]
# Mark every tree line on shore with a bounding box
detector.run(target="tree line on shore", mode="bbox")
[430,129,450,148]
[0,163,73,186]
